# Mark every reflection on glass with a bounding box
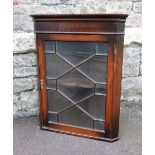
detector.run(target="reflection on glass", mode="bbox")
[47,90,73,113]
[59,106,93,129]
[94,120,105,131]
[45,54,72,78]
[77,55,107,83]
[46,79,56,90]
[45,41,55,53]
[96,43,108,55]
[57,41,96,66]
[78,95,106,120]
[57,69,94,103]
[95,84,106,95]
[48,113,57,123]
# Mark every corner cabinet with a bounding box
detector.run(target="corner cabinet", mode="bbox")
[31,14,128,142]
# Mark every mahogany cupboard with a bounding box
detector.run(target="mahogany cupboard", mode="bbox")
[31,14,128,142]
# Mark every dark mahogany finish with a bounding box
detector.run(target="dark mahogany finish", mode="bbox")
[31,14,128,142]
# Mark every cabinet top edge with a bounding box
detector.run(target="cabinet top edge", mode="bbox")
[30,14,128,21]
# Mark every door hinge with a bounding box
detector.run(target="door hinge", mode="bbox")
[40,79,44,90]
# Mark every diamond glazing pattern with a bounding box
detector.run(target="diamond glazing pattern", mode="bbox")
[45,41,108,131]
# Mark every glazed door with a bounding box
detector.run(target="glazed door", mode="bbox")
[37,34,114,138]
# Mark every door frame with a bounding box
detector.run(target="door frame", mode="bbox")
[36,33,117,141]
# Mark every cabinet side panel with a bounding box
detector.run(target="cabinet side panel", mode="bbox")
[36,35,43,126]
[110,35,125,138]
[105,42,114,136]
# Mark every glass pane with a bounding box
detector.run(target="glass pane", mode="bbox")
[47,90,73,113]
[56,41,96,66]
[96,43,108,55]
[78,95,106,120]
[94,120,105,131]
[77,55,107,83]
[95,84,106,95]
[48,113,57,123]
[45,54,72,78]
[45,41,55,53]
[45,41,108,131]
[46,79,56,90]
[57,69,94,103]
[59,106,93,129]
